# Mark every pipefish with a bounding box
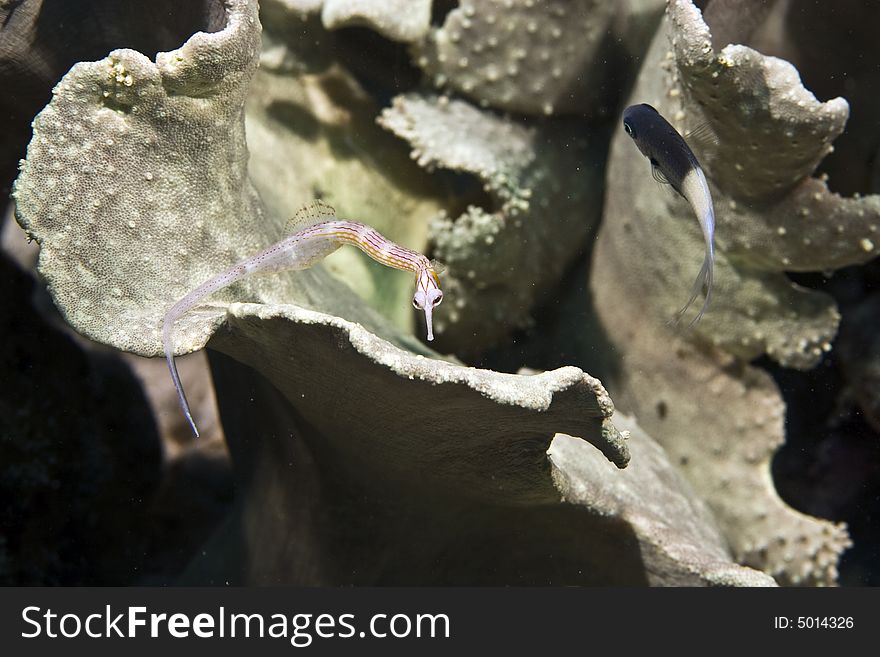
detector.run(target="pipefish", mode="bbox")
[162,201,443,437]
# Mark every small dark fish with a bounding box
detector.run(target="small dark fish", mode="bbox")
[622,103,715,325]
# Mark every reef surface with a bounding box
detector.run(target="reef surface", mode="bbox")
[3,0,878,586]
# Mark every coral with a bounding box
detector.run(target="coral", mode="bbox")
[599,0,880,371]
[322,0,432,43]
[265,0,324,14]
[13,0,265,355]
[413,0,664,117]
[0,0,224,191]
[589,0,867,584]
[1,0,243,584]
[8,0,878,587]
[778,1,880,197]
[379,92,607,352]
[415,0,612,116]
[669,3,878,279]
[181,309,769,585]
[11,0,690,586]
[550,414,776,586]
[213,301,629,472]
[262,0,431,43]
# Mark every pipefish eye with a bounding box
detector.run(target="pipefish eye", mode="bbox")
[623,122,635,138]
[433,292,443,306]
[412,297,421,309]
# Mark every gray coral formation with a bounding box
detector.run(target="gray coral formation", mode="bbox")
[262,0,431,43]
[590,0,871,584]
[379,93,606,351]
[13,0,266,354]
[550,414,776,586]
[322,0,432,43]
[778,1,880,198]
[10,0,620,450]
[415,0,612,116]
[182,311,771,585]
[188,305,632,585]
[415,0,664,117]
[6,0,878,587]
[14,0,761,587]
[669,3,879,278]
[211,303,630,493]
[415,0,660,116]
[597,0,879,371]
[0,0,229,192]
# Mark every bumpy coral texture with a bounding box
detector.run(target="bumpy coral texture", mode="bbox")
[9,0,870,586]
[590,0,867,585]
[379,93,606,352]
[664,1,878,368]
[415,0,616,116]
[13,0,266,355]
[11,0,626,440]
[16,0,782,587]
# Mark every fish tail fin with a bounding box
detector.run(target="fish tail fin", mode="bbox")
[669,250,714,329]
[688,252,713,328]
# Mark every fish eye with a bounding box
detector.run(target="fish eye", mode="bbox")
[623,122,634,138]
[433,292,443,306]
[412,297,421,309]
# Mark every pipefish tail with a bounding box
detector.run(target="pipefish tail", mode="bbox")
[622,103,716,327]
[162,203,443,438]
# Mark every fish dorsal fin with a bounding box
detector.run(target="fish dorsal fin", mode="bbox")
[683,120,720,150]
[287,199,337,231]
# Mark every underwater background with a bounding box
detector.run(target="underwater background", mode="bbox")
[1,0,878,586]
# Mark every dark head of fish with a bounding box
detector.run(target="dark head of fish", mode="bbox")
[622,103,699,195]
